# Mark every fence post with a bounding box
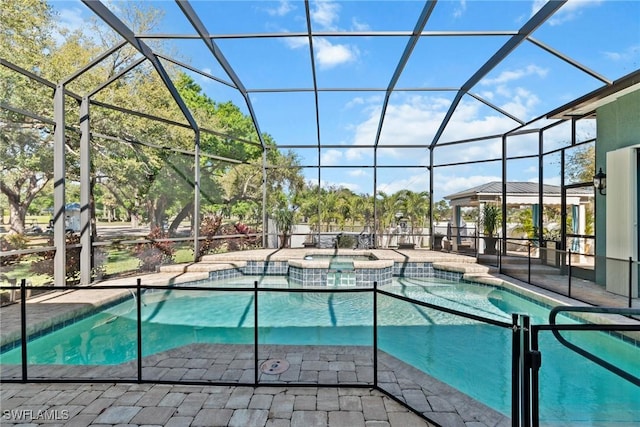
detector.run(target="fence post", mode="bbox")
[520,315,531,426]
[136,278,142,383]
[530,326,541,427]
[528,242,531,284]
[567,250,572,298]
[475,233,479,260]
[254,280,259,385]
[511,314,521,425]
[629,257,633,308]
[373,281,378,388]
[20,278,27,381]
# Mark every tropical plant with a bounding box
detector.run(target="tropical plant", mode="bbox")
[134,226,175,271]
[196,214,224,258]
[395,189,429,244]
[481,204,501,236]
[510,207,535,239]
[273,207,294,248]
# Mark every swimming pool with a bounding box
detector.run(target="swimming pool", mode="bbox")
[1,276,638,424]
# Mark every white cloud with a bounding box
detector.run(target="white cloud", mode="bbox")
[336,181,361,192]
[317,87,537,197]
[378,173,429,194]
[283,36,309,50]
[349,169,368,177]
[345,92,532,168]
[319,178,360,192]
[345,97,365,109]
[352,96,450,150]
[279,1,360,69]
[351,18,370,31]
[321,149,343,165]
[265,0,295,17]
[283,36,358,69]
[481,65,548,86]
[602,44,640,62]
[453,0,467,18]
[498,87,540,118]
[314,38,358,69]
[535,0,603,26]
[524,166,538,174]
[312,0,341,30]
[542,175,561,186]
[345,147,367,161]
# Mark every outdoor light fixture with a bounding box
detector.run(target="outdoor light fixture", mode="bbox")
[593,168,607,195]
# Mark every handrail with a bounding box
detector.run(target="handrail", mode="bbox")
[548,306,640,387]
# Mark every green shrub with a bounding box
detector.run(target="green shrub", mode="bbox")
[337,234,356,248]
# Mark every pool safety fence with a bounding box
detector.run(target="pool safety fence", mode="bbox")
[478,240,639,309]
[526,306,640,427]
[1,278,639,427]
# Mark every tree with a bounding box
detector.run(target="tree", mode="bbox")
[0,0,56,233]
[565,145,595,184]
[0,0,55,70]
[375,191,399,247]
[395,190,429,244]
[0,123,54,233]
[432,199,451,222]
[0,0,169,234]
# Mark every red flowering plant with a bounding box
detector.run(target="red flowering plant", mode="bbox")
[133,226,175,271]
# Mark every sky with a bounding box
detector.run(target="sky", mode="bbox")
[51,0,640,201]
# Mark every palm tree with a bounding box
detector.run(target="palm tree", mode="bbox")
[273,206,294,248]
[375,191,399,247]
[395,190,429,245]
[320,187,340,232]
[335,188,355,230]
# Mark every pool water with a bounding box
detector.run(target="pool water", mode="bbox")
[1,276,638,424]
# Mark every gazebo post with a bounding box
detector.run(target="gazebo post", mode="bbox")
[478,201,486,254]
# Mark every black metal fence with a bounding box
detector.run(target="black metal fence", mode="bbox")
[1,278,638,426]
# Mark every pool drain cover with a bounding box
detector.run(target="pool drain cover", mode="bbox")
[260,359,290,374]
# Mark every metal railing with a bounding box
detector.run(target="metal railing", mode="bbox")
[474,239,638,309]
[1,277,519,425]
[1,278,639,426]
[523,307,640,427]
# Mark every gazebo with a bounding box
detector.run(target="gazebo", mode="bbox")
[444,181,594,254]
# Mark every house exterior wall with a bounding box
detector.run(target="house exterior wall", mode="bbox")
[594,88,640,296]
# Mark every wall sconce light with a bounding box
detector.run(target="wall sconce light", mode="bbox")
[593,167,606,195]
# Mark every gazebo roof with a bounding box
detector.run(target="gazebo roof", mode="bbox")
[444,181,593,206]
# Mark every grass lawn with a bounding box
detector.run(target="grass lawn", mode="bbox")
[101,246,195,276]
[2,241,200,288]
[102,248,140,276]
[1,258,52,286]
